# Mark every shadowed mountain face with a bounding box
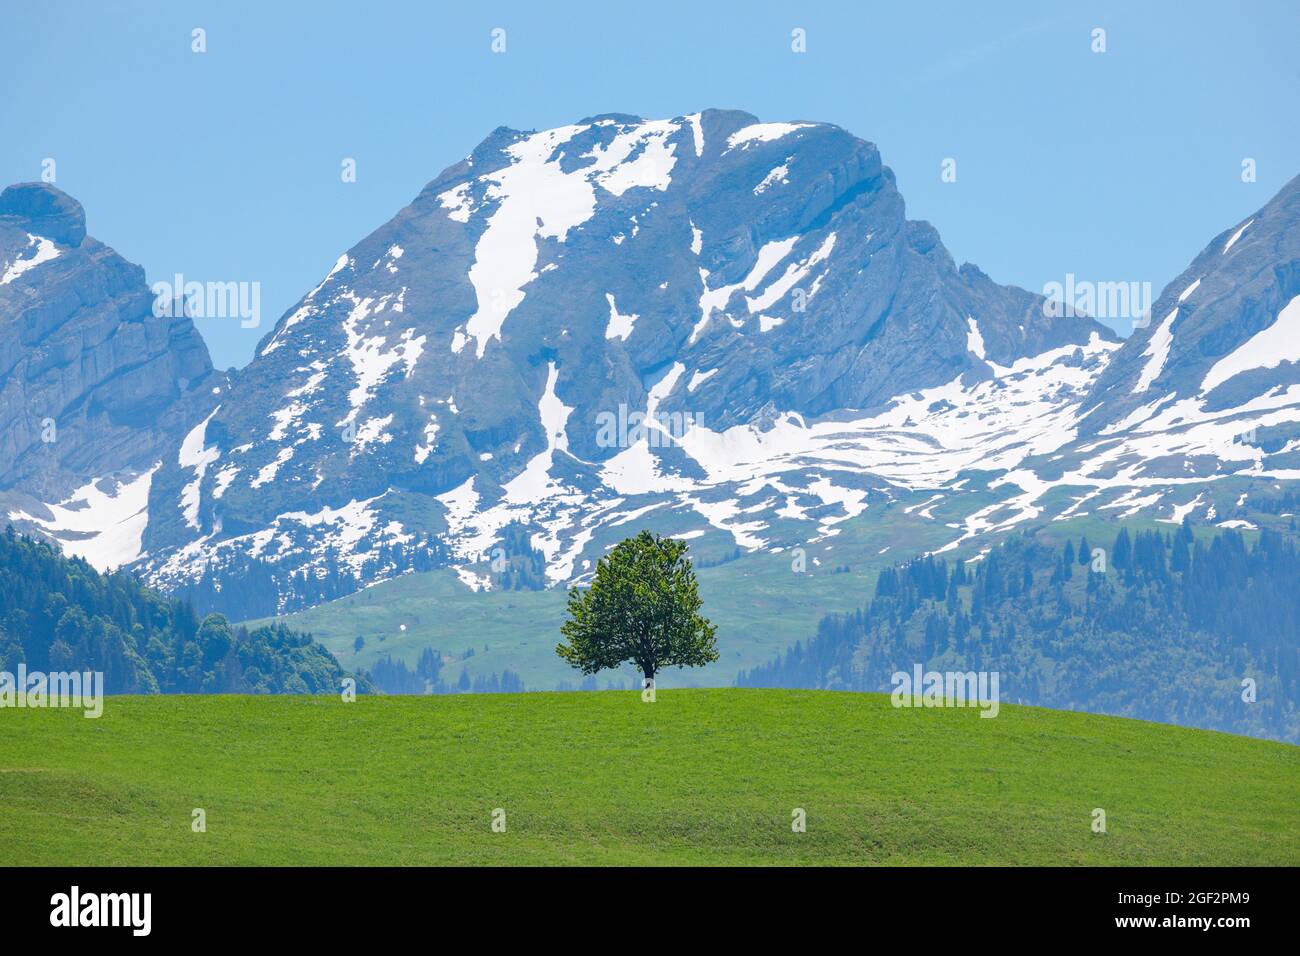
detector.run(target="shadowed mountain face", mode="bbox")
[2,113,1297,616]
[0,184,222,567]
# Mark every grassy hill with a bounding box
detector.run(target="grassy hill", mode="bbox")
[3,689,1296,865]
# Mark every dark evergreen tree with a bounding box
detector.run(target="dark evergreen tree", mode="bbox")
[1113,528,1132,569]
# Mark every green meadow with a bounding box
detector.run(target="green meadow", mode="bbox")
[3,689,1296,866]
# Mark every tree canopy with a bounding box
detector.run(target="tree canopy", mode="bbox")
[556,531,718,682]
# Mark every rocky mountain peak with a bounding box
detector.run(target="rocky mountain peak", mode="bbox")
[118,111,1115,600]
[0,182,222,566]
[0,182,87,247]
[10,112,1293,615]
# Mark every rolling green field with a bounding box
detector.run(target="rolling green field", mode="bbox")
[2,689,1297,865]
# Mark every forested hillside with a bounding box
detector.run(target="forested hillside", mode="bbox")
[739,522,1300,742]
[170,533,451,622]
[0,526,363,694]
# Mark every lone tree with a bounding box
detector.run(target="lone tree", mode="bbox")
[557,530,718,685]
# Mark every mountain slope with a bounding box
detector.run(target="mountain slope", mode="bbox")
[930,175,1300,553]
[0,183,223,569]
[740,522,1300,742]
[1083,173,1300,427]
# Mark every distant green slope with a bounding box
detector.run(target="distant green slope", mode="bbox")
[248,506,1264,694]
[3,690,1296,865]
[741,519,1300,742]
[245,497,983,689]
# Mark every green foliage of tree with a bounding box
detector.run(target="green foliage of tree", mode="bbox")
[557,531,718,682]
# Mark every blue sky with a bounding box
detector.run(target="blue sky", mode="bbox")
[3,0,1297,369]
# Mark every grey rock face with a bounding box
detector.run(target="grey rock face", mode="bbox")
[0,183,222,501]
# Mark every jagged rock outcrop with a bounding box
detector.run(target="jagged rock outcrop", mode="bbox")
[0,183,222,565]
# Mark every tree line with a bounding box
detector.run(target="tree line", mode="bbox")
[0,526,365,695]
[738,520,1299,742]
[170,532,452,621]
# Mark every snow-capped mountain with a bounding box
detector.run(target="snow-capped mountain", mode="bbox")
[4,113,1297,611]
[0,183,222,569]
[1084,174,1300,423]
[933,173,1300,549]
[123,110,1115,598]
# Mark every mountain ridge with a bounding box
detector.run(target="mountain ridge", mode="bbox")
[1,112,1296,626]
[131,109,1116,601]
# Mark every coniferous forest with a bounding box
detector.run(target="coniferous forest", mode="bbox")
[0,526,365,695]
[367,651,527,695]
[738,521,1300,742]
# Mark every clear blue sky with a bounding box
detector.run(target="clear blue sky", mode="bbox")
[3,0,1297,369]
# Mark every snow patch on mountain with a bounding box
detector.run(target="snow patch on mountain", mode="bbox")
[503,362,573,503]
[604,293,637,341]
[178,409,221,529]
[455,119,682,358]
[1,233,59,285]
[754,160,791,194]
[965,318,986,360]
[745,233,836,314]
[1201,294,1300,392]
[337,293,426,425]
[685,112,704,157]
[1133,308,1177,393]
[726,122,812,150]
[688,368,718,392]
[1223,219,1253,253]
[7,469,157,571]
[691,236,799,343]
